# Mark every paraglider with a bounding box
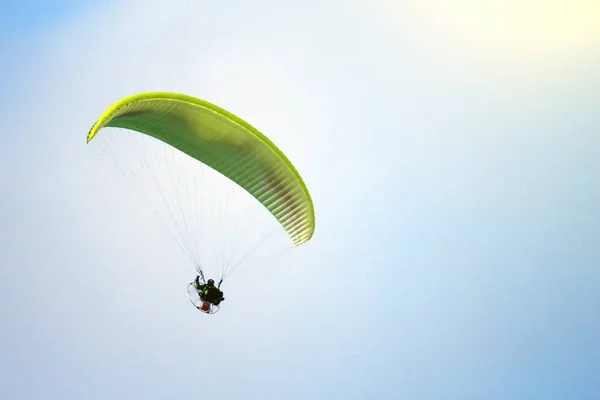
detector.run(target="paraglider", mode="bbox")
[195,277,224,310]
[87,92,315,314]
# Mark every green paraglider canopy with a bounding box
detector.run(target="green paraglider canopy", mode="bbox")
[88,92,315,246]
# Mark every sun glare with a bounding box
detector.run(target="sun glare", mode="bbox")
[418,0,600,55]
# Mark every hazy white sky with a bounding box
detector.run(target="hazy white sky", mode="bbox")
[1,0,599,399]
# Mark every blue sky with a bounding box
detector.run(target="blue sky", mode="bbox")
[1,0,85,32]
[1,0,599,399]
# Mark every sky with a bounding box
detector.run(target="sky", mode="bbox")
[1,0,599,399]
